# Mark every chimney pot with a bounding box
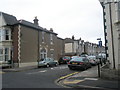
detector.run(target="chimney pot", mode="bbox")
[50,28,53,32]
[33,16,39,26]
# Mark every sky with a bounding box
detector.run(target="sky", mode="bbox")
[0,0,104,45]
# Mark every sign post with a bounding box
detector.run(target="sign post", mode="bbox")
[97,38,102,78]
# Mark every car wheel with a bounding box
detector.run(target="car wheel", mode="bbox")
[38,66,40,68]
[69,67,73,70]
[59,62,61,65]
[55,63,58,66]
[83,67,87,70]
[46,64,50,68]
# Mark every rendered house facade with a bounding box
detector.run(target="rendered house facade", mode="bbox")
[99,0,120,70]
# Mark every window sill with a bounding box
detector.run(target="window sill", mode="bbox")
[0,40,13,42]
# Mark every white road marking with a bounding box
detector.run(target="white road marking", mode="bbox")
[27,70,47,74]
[51,66,68,70]
[39,70,47,72]
[51,68,54,69]
[84,78,98,80]
[27,65,68,75]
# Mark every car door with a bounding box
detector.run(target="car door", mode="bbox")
[48,58,54,66]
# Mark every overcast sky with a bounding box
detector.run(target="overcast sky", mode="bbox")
[0,0,104,44]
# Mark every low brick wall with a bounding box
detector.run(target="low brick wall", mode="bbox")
[19,62,37,68]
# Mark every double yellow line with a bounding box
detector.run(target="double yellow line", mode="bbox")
[55,72,80,88]
[0,71,5,74]
[59,72,79,80]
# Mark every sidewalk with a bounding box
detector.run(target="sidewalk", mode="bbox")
[62,66,119,90]
[2,65,37,72]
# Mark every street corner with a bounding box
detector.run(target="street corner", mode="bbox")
[62,77,99,85]
[55,72,80,87]
[60,77,102,89]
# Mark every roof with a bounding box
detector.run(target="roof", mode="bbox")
[1,12,57,35]
[17,20,58,35]
[0,12,18,25]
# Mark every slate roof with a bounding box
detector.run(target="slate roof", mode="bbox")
[0,12,57,35]
[0,12,18,25]
[17,19,58,35]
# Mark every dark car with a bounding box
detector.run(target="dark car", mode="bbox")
[58,56,71,64]
[38,58,58,68]
[68,57,91,70]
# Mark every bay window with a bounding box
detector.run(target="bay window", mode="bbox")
[5,48,9,61]
[0,48,3,61]
[0,29,11,41]
[0,47,11,62]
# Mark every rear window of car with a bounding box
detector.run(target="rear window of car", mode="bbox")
[88,56,96,60]
[71,57,84,62]
[63,57,70,59]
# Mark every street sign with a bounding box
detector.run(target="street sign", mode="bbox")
[97,38,101,40]
[99,41,102,47]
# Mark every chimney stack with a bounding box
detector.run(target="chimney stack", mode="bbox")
[50,28,53,32]
[72,35,75,40]
[33,16,39,26]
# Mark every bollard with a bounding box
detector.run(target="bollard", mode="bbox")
[98,63,100,77]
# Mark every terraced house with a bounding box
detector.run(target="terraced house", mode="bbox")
[0,12,64,67]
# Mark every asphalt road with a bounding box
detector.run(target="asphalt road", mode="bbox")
[2,64,80,88]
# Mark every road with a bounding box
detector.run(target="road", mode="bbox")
[2,64,80,88]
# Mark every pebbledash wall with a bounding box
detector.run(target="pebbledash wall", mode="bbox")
[99,0,120,70]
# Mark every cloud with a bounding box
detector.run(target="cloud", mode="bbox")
[0,0,104,44]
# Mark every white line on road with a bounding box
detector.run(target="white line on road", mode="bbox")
[27,70,47,74]
[39,70,47,72]
[84,78,98,80]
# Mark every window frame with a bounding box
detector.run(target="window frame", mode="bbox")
[0,29,11,41]
[50,34,53,44]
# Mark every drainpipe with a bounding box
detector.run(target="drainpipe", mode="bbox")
[37,29,40,64]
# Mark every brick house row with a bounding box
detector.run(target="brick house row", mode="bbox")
[64,36,105,57]
[0,12,105,68]
[0,12,64,67]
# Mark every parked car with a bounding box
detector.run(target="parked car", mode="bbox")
[87,56,98,66]
[80,54,88,57]
[38,58,58,68]
[58,56,71,64]
[68,57,91,70]
[71,56,79,59]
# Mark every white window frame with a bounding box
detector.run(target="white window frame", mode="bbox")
[0,48,3,61]
[42,31,45,43]
[5,48,9,61]
[40,48,47,59]
[0,47,11,62]
[50,34,53,44]
[0,29,11,41]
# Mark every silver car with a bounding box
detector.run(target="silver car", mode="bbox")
[38,58,58,68]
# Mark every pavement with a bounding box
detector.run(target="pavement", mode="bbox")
[2,65,37,72]
[60,66,119,90]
